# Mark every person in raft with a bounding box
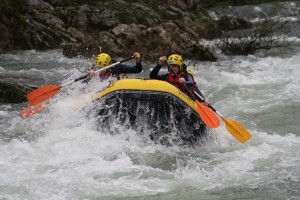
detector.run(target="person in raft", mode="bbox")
[149,54,209,105]
[88,52,142,81]
[185,67,209,106]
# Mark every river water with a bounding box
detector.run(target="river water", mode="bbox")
[1,45,299,199]
[1,3,300,200]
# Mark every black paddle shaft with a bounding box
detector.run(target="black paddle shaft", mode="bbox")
[73,56,134,83]
[193,90,218,113]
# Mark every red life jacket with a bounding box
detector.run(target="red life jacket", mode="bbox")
[99,71,127,80]
[166,72,189,95]
[99,71,111,79]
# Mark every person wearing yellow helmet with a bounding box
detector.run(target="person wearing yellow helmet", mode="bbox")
[88,52,142,81]
[185,67,209,106]
[150,54,210,105]
[95,53,112,68]
[149,54,194,96]
[186,67,194,76]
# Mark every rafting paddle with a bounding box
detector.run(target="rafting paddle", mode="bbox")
[166,63,220,129]
[21,56,134,119]
[27,56,134,106]
[193,91,251,143]
[20,101,50,120]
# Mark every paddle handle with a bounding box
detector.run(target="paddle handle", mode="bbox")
[61,56,134,87]
[74,74,89,82]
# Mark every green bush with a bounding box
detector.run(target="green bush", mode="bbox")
[0,0,28,31]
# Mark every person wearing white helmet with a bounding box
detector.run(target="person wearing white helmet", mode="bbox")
[88,52,142,81]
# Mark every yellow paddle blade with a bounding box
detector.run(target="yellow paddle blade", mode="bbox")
[20,102,50,120]
[27,85,62,106]
[195,100,220,128]
[221,116,251,143]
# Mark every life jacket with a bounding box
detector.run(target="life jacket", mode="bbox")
[99,71,111,79]
[166,71,189,95]
[99,70,127,81]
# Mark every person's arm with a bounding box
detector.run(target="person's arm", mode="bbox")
[84,64,100,82]
[114,62,142,74]
[149,64,161,79]
[149,64,169,80]
[150,56,169,80]
[194,87,209,105]
[184,73,194,87]
[113,52,142,74]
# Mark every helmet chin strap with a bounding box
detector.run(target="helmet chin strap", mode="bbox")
[180,65,184,71]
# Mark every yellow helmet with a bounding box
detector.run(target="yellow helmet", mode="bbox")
[167,54,184,70]
[186,68,194,76]
[95,53,112,68]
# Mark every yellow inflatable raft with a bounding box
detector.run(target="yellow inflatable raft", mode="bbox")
[92,78,207,145]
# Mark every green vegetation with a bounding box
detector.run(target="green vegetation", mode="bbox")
[0,81,27,103]
[0,0,27,14]
[200,0,294,8]
[0,0,28,31]
[122,37,135,47]
[218,3,291,55]
[41,0,294,9]
[43,0,110,7]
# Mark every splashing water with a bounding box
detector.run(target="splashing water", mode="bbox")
[0,47,300,200]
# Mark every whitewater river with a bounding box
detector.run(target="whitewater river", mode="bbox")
[0,45,299,200]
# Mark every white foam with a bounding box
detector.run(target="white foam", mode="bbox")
[1,46,300,198]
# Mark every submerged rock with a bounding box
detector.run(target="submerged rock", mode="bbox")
[0,81,35,103]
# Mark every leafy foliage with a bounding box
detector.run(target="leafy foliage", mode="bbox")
[200,0,294,8]
[0,0,28,31]
[217,3,292,55]
[43,0,109,7]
